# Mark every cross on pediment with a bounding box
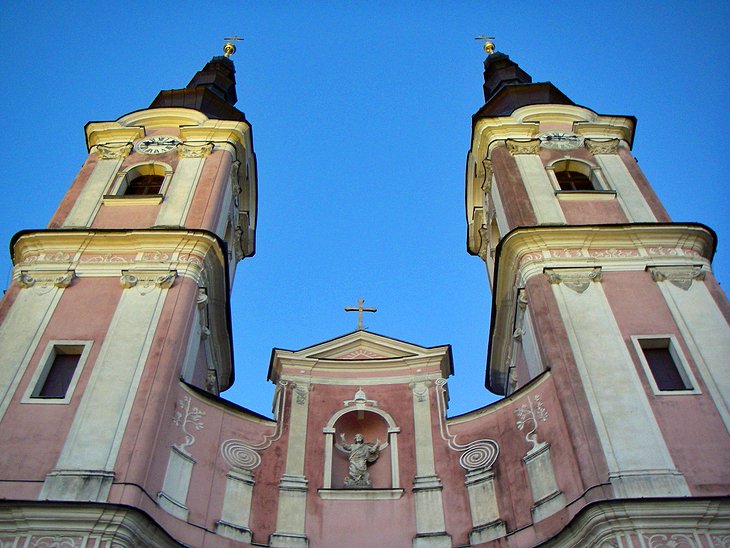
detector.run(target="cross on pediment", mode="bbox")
[344,298,377,330]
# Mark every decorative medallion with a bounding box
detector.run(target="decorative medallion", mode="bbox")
[538,131,584,150]
[135,135,181,155]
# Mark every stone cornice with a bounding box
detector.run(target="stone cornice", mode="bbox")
[497,224,714,288]
[86,109,251,151]
[11,229,226,286]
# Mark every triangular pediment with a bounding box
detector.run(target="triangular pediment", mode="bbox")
[305,331,421,360]
[268,330,453,382]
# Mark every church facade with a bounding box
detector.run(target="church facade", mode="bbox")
[0,47,728,547]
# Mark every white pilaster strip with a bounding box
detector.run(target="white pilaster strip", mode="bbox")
[594,155,656,222]
[552,278,689,498]
[271,383,310,547]
[411,381,450,546]
[63,158,124,227]
[654,279,730,432]
[42,284,167,501]
[513,155,566,225]
[0,287,64,423]
[155,156,207,227]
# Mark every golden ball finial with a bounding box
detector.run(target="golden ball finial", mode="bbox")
[475,35,496,55]
[223,36,244,58]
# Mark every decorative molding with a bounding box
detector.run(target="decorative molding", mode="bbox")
[481,159,493,192]
[477,224,489,261]
[344,386,378,407]
[409,380,430,402]
[434,380,500,471]
[292,383,309,405]
[94,143,132,160]
[585,138,620,155]
[140,251,172,262]
[176,142,213,158]
[18,270,75,291]
[642,533,698,548]
[220,439,262,471]
[506,139,540,155]
[119,270,176,292]
[649,265,705,290]
[514,394,549,452]
[545,267,602,294]
[172,395,205,451]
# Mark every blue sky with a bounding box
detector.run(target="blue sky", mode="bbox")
[1,3,728,416]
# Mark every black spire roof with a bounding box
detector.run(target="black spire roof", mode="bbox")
[474,52,574,118]
[149,56,246,121]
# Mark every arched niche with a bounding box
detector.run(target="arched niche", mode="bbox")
[320,392,402,499]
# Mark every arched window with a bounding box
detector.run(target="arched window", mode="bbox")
[122,164,166,195]
[555,170,593,191]
[550,159,599,191]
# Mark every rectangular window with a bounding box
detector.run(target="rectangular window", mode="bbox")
[632,336,699,395]
[34,351,81,398]
[23,341,92,404]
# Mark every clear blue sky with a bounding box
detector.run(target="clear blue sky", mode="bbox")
[1,3,728,416]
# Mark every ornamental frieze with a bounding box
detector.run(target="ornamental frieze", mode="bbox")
[177,142,214,158]
[119,270,177,292]
[585,138,620,155]
[545,267,602,294]
[506,139,541,155]
[94,143,132,160]
[18,270,75,292]
[649,266,705,290]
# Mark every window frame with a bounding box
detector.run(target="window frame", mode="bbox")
[22,340,93,404]
[630,335,700,396]
[103,162,173,206]
[547,158,617,201]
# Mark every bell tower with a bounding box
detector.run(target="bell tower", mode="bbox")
[466,49,730,500]
[0,49,257,503]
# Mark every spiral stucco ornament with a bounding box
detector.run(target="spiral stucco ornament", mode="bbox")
[458,439,500,471]
[220,439,262,470]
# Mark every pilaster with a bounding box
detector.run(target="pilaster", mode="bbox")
[41,273,170,501]
[410,380,450,547]
[271,382,310,547]
[549,268,689,498]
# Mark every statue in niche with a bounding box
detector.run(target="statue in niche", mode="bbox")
[340,433,381,488]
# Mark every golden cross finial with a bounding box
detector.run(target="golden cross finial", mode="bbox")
[223,36,244,58]
[475,35,496,55]
[344,299,377,331]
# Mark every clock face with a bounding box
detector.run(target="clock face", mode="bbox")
[136,135,180,155]
[538,132,583,150]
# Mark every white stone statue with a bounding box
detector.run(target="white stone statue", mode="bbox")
[340,433,381,488]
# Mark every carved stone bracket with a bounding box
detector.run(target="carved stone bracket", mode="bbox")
[120,270,177,292]
[545,267,602,294]
[18,270,75,292]
[481,159,493,192]
[477,224,489,261]
[95,143,132,160]
[409,380,431,403]
[292,383,310,405]
[506,139,541,155]
[649,265,705,290]
[585,138,620,155]
[177,142,213,158]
